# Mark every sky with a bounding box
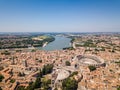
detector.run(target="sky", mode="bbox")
[0,0,120,32]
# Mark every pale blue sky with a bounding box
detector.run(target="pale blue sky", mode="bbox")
[0,0,120,32]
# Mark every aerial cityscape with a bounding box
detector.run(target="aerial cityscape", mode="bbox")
[0,0,120,90]
[0,32,120,90]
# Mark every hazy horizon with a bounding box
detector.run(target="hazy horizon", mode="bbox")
[0,0,120,32]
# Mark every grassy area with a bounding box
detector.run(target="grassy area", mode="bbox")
[32,35,54,41]
[0,35,55,49]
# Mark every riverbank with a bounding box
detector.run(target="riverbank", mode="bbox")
[0,35,55,49]
[37,36,72,51]
[42,42,48,47]
[0,35,72,51]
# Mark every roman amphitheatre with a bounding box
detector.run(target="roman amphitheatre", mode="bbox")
[74,54,105,67]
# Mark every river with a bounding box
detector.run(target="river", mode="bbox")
[37,36,72,51]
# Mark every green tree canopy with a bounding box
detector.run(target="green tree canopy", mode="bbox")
[88,65,96,72]
[117,86,120,90]
[62,77,78,90]
[0,74,4,82]
[65,61,71,66]
[42,64,54,75]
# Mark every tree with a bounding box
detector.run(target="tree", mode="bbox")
[62,77,78,90]
[17,86,25,90]
[0,87,2,90]
[34,77,41,89]
[88,66,96,72]
[42,79,51,90]
[69,71,78,77]
[1,51,11,55]
[18,72,25,77]
[26,64,53,90]
[0,66,4,71]
[26,77,41,90]
[26,82,34,90]
[26,70,42,90]
[42,64,54,75]
[39,60,42,63]
[10,79,15,83]
[65,61,71,66]
[0,74,4,82]
[38,70,42,77]
[117,86,120,90]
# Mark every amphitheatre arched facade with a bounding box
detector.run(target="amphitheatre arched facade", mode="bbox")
[72,54,105,67]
